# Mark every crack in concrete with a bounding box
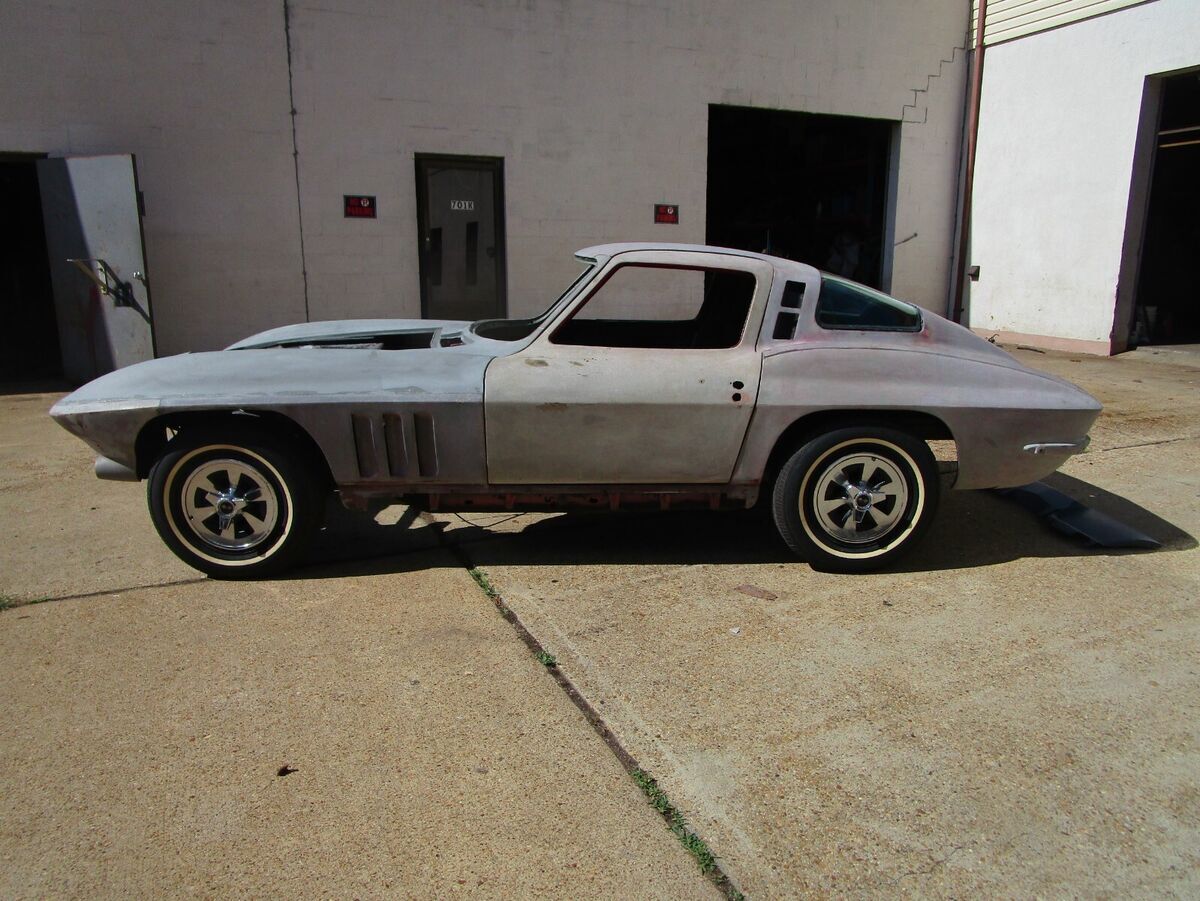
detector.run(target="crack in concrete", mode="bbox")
[425,510,745,899]
[1,576,209,609]
[281,0,310,322]
[1093,434,1200,453]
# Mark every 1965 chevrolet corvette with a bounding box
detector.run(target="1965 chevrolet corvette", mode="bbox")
[51,243,1101,577]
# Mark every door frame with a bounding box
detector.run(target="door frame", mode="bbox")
[1112,74,1165,352]
[414,153,507,320]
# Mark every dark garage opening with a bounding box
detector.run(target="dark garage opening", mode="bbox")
[0,156,62,384]
[1133,70,1200,345]
[706,105,894,289]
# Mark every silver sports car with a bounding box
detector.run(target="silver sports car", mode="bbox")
[50,243,1101,577]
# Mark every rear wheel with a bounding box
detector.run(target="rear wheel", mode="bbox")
[148,426,321,579]
[772,426,939,573]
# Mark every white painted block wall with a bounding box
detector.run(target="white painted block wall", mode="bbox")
[1,0,968,356]
[0,1,307,357]
[290,0,970,328]
[968,0,1200,350]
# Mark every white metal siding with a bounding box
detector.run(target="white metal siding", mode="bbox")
[967,0,1200,346]
[970,0,1151,46]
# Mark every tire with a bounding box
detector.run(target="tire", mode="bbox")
[147,426,321,579]
[771,426,939,573]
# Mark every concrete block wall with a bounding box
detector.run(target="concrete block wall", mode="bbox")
[967,0,1200,352]
[0,0,306,356]
[292,0,970,326]
[1,0,969,356]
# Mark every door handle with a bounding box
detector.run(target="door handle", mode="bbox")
[731,379,745,402]
[69,258,134,307]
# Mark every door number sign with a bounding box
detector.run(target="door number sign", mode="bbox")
[450,199,475,211]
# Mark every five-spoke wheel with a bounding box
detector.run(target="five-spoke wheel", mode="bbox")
[772,426,939,572]
[148,426,321,579]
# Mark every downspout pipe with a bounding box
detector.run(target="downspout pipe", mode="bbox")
[951,0,987,323]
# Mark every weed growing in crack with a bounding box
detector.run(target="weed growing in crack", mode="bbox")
[0,594,47,612]
[536,651,558,668]
[468,567,499,599]
[632,768,723,877]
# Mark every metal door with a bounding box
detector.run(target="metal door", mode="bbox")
[415,155,506,321]
[484,252,773,485]
[36,154,154,383]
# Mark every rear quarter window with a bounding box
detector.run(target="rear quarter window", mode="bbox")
[815,275,922,331]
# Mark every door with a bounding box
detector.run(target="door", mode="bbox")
[36,154,154,383]
[484,252,772,485]
[415,155,506,321]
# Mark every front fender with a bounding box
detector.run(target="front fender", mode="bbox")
[50,346,495,485]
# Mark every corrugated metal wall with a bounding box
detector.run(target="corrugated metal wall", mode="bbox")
[970,0,1151,46]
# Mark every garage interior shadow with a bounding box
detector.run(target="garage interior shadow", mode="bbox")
[289,474,1196,580]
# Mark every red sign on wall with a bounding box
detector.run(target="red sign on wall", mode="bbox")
[344,195,377,218]
[654,203,679,224]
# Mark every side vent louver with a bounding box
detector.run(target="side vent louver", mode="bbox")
[351,413,379,478]
[351,412,438,479]
[383,414,408,477]
[773,279,806,341]
[413,413,439,477]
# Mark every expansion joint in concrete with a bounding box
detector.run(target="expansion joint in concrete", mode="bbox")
[420,511,745,899]
[0,577,209,610]
[1096,434,1200,453]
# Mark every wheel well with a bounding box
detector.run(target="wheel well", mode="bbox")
[134,409,334,487]
[760,410,955,499]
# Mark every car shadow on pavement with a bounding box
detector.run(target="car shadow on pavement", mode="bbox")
[288,475,1195,580]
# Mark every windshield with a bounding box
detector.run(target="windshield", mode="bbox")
[470,264,596,341]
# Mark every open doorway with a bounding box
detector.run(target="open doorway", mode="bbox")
[0,155,62,384]
[1133,70,1200,346]
[706,105,895,289]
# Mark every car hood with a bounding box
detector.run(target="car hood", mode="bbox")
[225,318,471,350]
[51,342,496,421]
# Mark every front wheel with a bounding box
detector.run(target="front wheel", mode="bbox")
[148,427,321,579]
[772,426,939,573]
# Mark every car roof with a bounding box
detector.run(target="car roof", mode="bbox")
[575,242,819,279]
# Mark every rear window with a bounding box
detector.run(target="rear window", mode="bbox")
[815,276,922,331]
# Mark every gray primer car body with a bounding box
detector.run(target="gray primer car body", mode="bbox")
[51,243,1100,513]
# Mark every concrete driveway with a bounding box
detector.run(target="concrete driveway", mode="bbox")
[0,399,716,897]
[2,347,1197,897]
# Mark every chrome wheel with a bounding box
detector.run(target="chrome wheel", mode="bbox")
[772,426,940,572]
[149,427,325,579]
[809,452,909,545]
[180,458,280,551]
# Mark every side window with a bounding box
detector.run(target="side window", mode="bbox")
[815,275,922,331]
[552,265,756,349]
